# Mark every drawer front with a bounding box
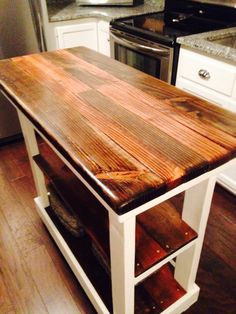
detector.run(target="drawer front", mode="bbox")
[176,77,236,113]
[178,49,236,96]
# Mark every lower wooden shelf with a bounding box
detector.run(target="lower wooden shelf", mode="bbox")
[33,139,200,313]
[35,197,199,314]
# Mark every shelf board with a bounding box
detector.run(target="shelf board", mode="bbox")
[137,201,198,274]
[143,264,186,311]
[34,140,197,278]
[42,203,186,314]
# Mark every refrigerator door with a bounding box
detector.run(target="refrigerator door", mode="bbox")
[0,0,40,143]
[28,0,47,52]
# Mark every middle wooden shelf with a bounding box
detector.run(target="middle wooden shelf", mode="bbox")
[33,138,198,278]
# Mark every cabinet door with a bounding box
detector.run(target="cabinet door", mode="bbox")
[176,48,236,112]
[177,49,235,96]
[55,22,98,51]
[97,21,110,57]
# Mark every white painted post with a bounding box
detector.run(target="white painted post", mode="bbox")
[17,110,49,208]
[174,177,216,291]
[109,211,136,314]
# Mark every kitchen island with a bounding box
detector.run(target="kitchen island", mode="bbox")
[0,47,236,314]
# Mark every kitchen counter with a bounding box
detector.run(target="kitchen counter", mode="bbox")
[47,0,164,22]
[177,27,236,63]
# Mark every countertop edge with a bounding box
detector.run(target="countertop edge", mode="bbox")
[177,27,236,63]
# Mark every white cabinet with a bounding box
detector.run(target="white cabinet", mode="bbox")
[176,48,236,113]
[55,21,98,50]
[97,20,110,57]
[55,19,110,57]
[176,47,236,195]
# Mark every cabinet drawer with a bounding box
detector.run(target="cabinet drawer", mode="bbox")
[176,77,236,112]
[178,49,236,96]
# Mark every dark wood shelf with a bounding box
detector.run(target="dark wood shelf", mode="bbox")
[45,205,186,314]
[33,140,197,278]
[33,139,191,312]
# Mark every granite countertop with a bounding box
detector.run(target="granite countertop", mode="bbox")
[188,0,236,8]
[47,0,164,22]
[177,27,236,63]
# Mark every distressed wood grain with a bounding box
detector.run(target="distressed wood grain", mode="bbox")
[0,47,236,214]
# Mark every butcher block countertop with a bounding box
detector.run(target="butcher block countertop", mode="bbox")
[0,47,236,214]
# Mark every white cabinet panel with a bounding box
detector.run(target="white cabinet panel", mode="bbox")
[176,48,236,112]
[55,22,98,51]
[97,20,110,57]
[177,77,236,112]
[218,165,236,195]
[232,77,236,99]
[177,48,235,96]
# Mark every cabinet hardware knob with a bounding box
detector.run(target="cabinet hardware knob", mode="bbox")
[198,69,210,80]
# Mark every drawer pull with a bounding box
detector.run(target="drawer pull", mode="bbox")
[198,69,210,80]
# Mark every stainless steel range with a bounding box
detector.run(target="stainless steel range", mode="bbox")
[110,0,236,85]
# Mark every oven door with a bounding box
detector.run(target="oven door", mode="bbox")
[110,28,174,83]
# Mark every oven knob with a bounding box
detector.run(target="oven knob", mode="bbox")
[198,69,210,80]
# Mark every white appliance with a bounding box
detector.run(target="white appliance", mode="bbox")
[0,0,46,144]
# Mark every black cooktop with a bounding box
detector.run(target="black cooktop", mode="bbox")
[111,0,236,46]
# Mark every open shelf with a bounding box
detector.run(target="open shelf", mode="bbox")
[39,202,187,314]
[31,138,202,313]
[34,140,197,277]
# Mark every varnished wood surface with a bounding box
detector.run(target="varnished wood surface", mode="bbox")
[0,48,236,213]
[1,140,236,313]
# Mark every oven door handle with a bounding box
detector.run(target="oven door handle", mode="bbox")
[110,30,169,56]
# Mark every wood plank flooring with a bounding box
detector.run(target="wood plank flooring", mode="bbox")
[0,139,235,314]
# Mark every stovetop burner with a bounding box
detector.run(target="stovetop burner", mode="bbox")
[170,12,194,23]
[111,0,236,47]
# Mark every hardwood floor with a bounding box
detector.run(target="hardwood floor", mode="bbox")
[0,139,235,314]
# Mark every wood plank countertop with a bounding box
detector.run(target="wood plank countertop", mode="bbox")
[0,47,236,214]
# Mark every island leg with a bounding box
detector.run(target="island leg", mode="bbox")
[174,177,216,291]
[109,211,136,314]
[17,110,49,208]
